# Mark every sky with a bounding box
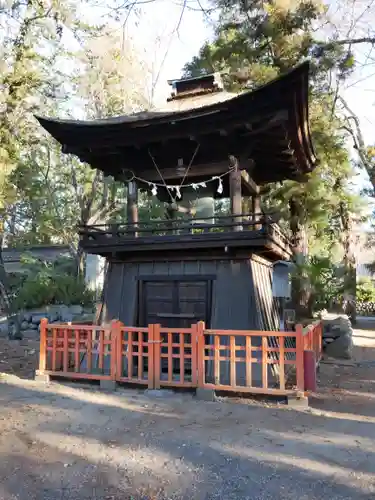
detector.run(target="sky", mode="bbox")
[123,0,375,150]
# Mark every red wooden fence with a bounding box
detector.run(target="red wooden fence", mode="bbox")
[37,319,322,396]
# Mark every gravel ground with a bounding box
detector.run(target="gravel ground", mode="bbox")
[1,319,375,499]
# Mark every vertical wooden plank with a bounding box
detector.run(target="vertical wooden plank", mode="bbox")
[148,325,154,389]
[74,328,80,372]
[295,324,304,391]
[262,336,268,389]
[168,331,173,383]
[318,322,322,361]
[85,329,91,374]
[252,192,262,230]
[52,328,57,372]
[138,330,144,380]
[128,330,133,380]
[110,321,120,381]
[56,328,63,371]
[230,335,236,387]
[196,322,205,387]
[153,324,161,389]
[39,318,48,372]
[279,336,285,390]
[245,335,252,388]
[115,322,123,380]
[98,329,104,371]
[63,328,68,373]
[127,180,138,236]
[214,335,220,385]
[179,332,185,385]
[229,165,242,231]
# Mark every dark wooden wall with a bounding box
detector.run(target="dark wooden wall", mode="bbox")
[102,256,279,385]
[102,256,279,331]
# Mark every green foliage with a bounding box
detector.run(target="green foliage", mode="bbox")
[12,255,94,310]
[294,256,344,312]
[356,278,375,303]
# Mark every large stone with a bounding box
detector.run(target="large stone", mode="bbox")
[21,321,30,331]
[46,305,63,315]
[69,305,83,315]
[22,313,32,323]
[325,332,353,359]
[60,311,74,322]
[29,322,38,330]
[322,315,352,339]
[73,313,94,324]
[31,314,46,325]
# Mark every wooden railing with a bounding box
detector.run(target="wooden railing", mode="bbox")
[38,318,116,381]
[37,320,322,396]
[78,212,289,245]
[302,321,323,365]
[197,324,304,395]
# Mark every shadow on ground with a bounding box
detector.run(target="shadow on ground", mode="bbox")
[312,317,375,418]
[1,375,375,500]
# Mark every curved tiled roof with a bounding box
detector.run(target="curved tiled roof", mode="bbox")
[36,62,316,185]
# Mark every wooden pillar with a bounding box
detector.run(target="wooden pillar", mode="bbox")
[127,180,138,236]
[252,192,262,230]
[229,157,242,231]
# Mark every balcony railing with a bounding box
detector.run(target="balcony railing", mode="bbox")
[78,212,291,255]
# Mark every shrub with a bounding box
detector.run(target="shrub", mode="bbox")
[294,256,344,314]
[356,278,375,303]
[11,254,95,310]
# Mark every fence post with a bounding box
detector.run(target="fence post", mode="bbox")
[318,322,323,362]
[295,324,305,392]
[152,324,161,390]
[110,320,121,381]
[196,321,205,388]
[38,318,48,373]
[303,350,317,392]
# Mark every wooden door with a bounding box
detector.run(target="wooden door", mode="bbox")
[141,279,210,378]
[141,279,210,328]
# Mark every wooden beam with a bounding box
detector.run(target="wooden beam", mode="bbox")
[229,156,242,231]
[128,158,256,183]
[127,180,138,236]
[241,170,259,195]
[252,193,262,230]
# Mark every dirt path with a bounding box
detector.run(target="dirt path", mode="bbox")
[312,317,375,418]
[1,321,375,499]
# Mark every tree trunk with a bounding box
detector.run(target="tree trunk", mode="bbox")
[77,246,87,281]
[339,202,356,324]
[289,197,310,318]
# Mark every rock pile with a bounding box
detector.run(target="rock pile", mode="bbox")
[357,302,375,316]
[8,305,94,340]
[322,314,353,359]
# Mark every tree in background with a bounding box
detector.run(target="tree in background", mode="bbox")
[0,0,77,322]
[183,0,368,317]
[5,23,154,277]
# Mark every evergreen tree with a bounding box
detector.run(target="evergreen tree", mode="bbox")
[183,0,366,316]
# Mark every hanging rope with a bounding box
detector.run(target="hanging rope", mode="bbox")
[147,149,176,203]
[178,142,200,189]
[147,142,201,203]
[131,168,233,193]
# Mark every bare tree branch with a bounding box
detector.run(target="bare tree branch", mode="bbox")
[339,96,375,188]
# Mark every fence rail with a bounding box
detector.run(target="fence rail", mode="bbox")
[37,319,323,396]
[302,321,323,365]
